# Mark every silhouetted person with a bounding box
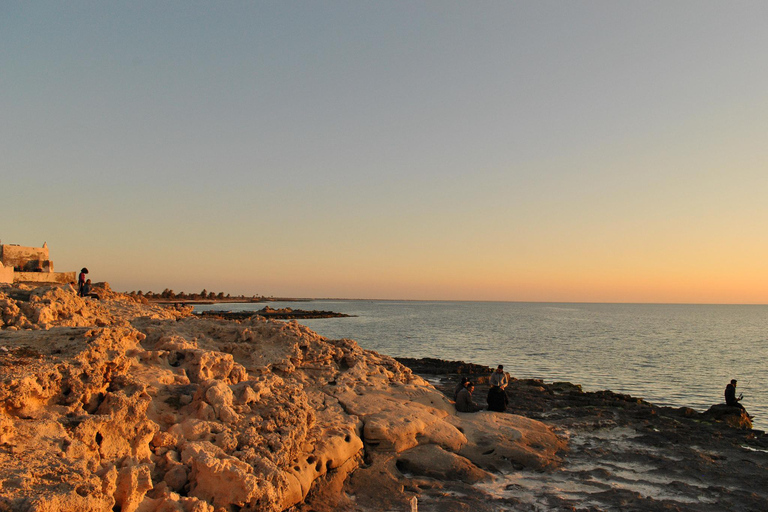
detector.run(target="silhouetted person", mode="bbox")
[78,268,89,297]
[725,379,745,410]
[456,382,483,413]
[487,385,508,412]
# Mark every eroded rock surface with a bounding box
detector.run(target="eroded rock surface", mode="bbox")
[0,286,564,511]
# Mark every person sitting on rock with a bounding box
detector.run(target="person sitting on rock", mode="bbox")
[489,365,508,389]
[487,384,509,412]
[81,279,100,300]
[725,379,745,410]
[455,382,483,413]
[453,377,469,401]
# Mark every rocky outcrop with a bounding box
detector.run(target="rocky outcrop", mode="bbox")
[0,283,187,330]
[0,286,564,511]
[702,403,753,429]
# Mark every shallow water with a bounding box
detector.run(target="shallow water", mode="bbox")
[194,300,768,430]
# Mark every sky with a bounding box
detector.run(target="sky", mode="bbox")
[2,2,768,303]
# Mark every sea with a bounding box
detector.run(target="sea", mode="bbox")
[194,300,768,430]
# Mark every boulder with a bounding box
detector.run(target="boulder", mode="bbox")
[703,403,752,429]
[395,444,491,484]
[448,411,566,472]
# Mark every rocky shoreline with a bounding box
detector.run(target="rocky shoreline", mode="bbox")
[395,357,768,511]
[1,284,766,511]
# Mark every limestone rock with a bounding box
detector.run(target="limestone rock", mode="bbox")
[395,444,491,484]
[448,411,565,471]
[114,465,154,512]
[0,284,564,511]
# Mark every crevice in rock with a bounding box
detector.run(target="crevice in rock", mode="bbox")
[84,392,105,414]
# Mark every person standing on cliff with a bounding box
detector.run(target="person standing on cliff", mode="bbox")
[78,268,89,297]
[725,379,745,410]
[456,382,483,412]
[490,365,508,390]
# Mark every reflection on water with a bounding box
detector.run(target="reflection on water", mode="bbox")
[194,301,768,430]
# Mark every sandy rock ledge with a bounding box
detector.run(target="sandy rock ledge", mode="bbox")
[0,285,564,512]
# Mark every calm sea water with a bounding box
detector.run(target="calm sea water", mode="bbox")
[194,301,768,430]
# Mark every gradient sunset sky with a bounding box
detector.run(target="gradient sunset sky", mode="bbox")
[3,2,768,303]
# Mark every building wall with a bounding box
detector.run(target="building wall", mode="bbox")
[13,271,76,284]
[0,244,51,271]
[0,264,13,284]
[0,243,73,284]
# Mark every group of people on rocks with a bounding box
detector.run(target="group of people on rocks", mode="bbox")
[77,267,99,299]
[452,366,752,420]
[453,365,509,413]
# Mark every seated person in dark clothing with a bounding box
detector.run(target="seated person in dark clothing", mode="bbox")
[455,382,483,413]
[81,279,100,299]
[487,385,509,412]
[725,379,745,410]
[453,377,469,401]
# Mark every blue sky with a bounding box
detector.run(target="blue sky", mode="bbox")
[3,2,768,302]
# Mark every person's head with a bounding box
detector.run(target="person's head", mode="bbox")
[460,376,468,385]
[466,382,474,392]
[496,365,504,373]
[86,279,91,284]
[731,379,738,386]
[81,268,89,274]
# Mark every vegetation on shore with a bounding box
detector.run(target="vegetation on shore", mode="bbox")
[125,289,313,304]
[126,289,262,302]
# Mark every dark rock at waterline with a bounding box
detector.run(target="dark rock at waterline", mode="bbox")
[703,403,753,429]
[195,306,351,320]
[396,356,494,378]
